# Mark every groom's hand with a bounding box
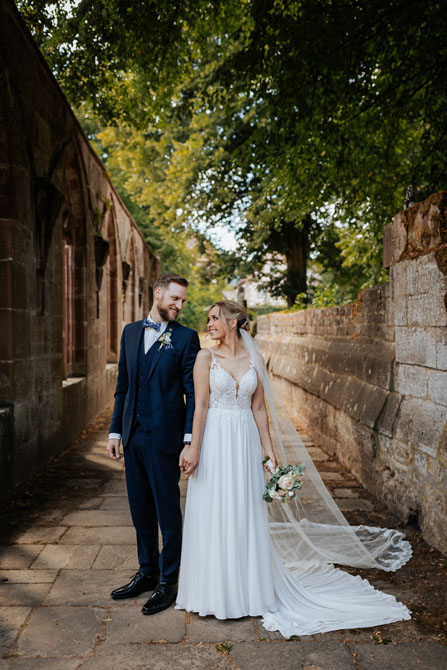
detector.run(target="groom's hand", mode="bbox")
[107,438,122,461]
[179,444,199,478]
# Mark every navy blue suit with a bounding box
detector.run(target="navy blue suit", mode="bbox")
[109,319,200,583]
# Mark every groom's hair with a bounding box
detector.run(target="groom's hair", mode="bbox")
[153,272,189,291]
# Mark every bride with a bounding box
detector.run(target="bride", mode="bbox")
[176,300,411,637]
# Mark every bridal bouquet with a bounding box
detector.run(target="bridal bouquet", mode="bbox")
[262,458,306,503]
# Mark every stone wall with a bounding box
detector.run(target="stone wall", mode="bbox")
[257,192,447,555]
[0,2,158,503]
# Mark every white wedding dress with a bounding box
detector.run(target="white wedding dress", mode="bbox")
[176,348,411,637]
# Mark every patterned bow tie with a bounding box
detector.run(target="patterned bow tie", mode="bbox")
[142,318,161,331]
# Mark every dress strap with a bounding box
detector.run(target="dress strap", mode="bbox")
[209,347,219,368]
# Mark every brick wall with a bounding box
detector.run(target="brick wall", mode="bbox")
[257,192,447,555]
[0,2,158,502]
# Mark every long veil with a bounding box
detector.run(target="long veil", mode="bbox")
[240,329,412,573]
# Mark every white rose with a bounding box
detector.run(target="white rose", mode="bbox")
[278,474,294,491]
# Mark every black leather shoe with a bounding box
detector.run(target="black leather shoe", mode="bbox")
[111,571,158,600]
[141,582,178,615]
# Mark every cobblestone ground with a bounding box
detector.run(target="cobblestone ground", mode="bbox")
[1,407,446,670]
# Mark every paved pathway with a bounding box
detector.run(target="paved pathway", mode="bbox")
[0,407,446,669]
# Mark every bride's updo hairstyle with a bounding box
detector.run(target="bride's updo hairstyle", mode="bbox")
[208,300,251,337]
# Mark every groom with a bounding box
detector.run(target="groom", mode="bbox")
[106,272,200,615]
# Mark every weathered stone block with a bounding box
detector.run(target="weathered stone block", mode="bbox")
[435,330,447,370]
[395,326,438,367]
[391,261,411,296]
[383,216,407,268]
[426,458,447,493]
[394,363,427,399]
[393,293,408,326]
[394,398,446,457]
[427,369,447,406]
[407,292,447,327]
[407,252,447,294]
[376,392,402,437]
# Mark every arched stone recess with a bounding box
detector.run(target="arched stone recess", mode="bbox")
[62,142,88,378]
[105,211,119,362]
[122,232,138,323]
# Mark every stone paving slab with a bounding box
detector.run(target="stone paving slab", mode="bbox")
[354,641,447,669]
[99,497,130,510]
[229,640,355,670]
[332,487,363,498]
[101,480,127,495]
[0,583,52,606]
[0,606,31,628]
[337,498,374,511]
[187,613,257,642]
[0,569,57,583]
[11,526,68,544]
[60,526,136,545]
[30,544,100,569]
[17,606,103,657]
[44,569,139,606]
[78,497,105,509]
[93,545,137,569]
[307,447,330,461]
[35,508,66,524]
[9,659,80,670]
[320,471,344,481]
[77,643,233,670]
[106,606,185,643]
[65,478,103,490]
[0,546,43,569]
[60,509,133,527]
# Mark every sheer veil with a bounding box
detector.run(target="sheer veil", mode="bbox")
[240,329,412,573]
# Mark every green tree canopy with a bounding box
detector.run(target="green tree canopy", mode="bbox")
[19,0,447,306]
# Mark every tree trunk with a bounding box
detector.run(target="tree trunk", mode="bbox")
[283,219,310,307]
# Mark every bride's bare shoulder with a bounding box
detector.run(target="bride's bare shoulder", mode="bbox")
[195,348,213,364]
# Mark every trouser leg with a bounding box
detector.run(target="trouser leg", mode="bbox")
[124,425,159,576]
[141,446,182,585]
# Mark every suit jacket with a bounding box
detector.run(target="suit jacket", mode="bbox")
[109,319,200,453]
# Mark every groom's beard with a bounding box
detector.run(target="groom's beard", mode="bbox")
[158,303,179,322]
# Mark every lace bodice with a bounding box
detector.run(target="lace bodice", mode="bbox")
[208,349,257,410]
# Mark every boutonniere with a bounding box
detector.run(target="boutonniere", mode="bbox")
[158,328,174,351]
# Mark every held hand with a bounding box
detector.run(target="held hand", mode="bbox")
[107,438,122,461]
[264,452,277,471]
[179,444,200,478]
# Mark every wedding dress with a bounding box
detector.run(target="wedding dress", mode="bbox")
[176,340,411,637]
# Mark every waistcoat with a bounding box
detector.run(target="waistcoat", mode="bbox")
[133,336,158,431]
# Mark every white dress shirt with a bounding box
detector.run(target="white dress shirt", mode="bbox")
[109,314,192,443]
